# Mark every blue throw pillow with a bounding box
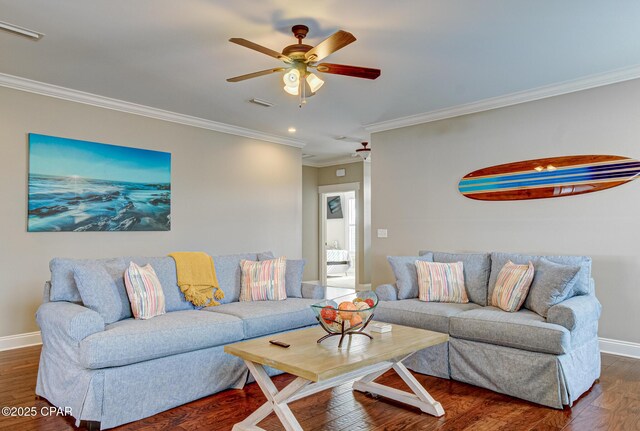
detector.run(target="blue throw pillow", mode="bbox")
[387,253,434,299]
[73,261,132,324]
[524,258,580,317]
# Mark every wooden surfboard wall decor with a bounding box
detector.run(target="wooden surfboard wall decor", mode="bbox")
[459,155,640,201]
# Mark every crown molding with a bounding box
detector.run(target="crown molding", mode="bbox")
[0,72,306,148]
[365,65,640,133]
[303,156,365,168]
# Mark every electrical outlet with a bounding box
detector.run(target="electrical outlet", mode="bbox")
[377,229,388,238]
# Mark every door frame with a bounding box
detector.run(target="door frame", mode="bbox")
[318,182,360,288]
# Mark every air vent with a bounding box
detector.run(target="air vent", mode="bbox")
[301,154,315,159]
[0,21,44,40]
[333,136,362,142]
[249,98,274,107]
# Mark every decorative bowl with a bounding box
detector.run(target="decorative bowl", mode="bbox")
[310,291,378,347]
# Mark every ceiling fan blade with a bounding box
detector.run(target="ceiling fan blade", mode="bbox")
[315,63,381,80]
[226,67,285,82]
[305,30,356,62]
[229,38,292,62]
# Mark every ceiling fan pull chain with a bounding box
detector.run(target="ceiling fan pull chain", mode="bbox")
[299,76,305,108]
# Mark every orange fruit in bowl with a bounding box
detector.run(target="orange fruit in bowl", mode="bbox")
[350,314,363,327]
[338,301,357,319]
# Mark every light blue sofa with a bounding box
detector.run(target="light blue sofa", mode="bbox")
[374,251,602,409]
[35,252,324,430]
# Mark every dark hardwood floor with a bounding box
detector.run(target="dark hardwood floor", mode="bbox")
[0,345,638,430]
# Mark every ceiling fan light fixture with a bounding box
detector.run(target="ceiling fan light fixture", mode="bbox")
[306,72,324,93]
[356,142,371,161]
[283,68,300,95]
[283,84,299,96]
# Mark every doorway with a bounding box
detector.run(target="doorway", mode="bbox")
[319,183,359,290]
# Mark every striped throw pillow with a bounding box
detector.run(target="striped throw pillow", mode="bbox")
[239,257,287,301]
[124,262,166,320]
[416,261,469,303]
[491,261,535,312]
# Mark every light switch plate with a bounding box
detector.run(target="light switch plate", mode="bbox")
[377,229,388,238]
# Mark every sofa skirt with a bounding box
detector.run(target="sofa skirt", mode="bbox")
[37,345,248,429]
[449,338,600,408]
[401,341,450,379]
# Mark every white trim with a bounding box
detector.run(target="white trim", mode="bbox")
[599,337,640,359]
[0,331,42,352]
[318,182,361,289]
[365,64,640,133]
[318,182,361,194]
[0,72,306,148]
[303,157,363,168]
[357,283,372,292]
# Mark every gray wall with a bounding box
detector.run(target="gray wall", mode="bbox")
[371,78,640,344]
[0,86,302,338]
[302,165,319,280]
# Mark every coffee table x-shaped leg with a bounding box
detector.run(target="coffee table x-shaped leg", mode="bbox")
[232,356,444,431]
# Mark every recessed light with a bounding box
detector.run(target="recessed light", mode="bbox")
[288,127,296,133]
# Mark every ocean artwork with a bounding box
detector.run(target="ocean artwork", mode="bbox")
[28,134,171,232]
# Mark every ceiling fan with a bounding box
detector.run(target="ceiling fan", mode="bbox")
[226,25,381,105]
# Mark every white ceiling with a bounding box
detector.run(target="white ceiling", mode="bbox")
[1,1,640,164]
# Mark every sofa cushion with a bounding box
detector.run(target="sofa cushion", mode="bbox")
[488,252,592,300]
[72,260,132,324]
[387,254,434,300]
[50,257,123,303]
[283,259,305,298]
[375,299,481,333]
[211,253,259,303]
[79,310,244,369]
[430,252,491,306]
[127,257,194,312]
[50,256,194,312]
[449,306,571,355]
[524,258,581,318]
[203,298,317,338]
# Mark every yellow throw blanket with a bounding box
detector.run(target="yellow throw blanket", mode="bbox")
[168,252,224,307]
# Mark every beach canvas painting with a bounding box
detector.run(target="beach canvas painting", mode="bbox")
[28,134,171,232]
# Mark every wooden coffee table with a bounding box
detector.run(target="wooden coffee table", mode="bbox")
[224,323,448,431]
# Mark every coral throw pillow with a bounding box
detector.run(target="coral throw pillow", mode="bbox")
[491,261,535,312]
[240,257,287,301]
[416,261,469,303]
[124,262,166,319]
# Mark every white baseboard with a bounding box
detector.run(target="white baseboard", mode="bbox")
[0,331,42,352]
[599,337,640,359]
